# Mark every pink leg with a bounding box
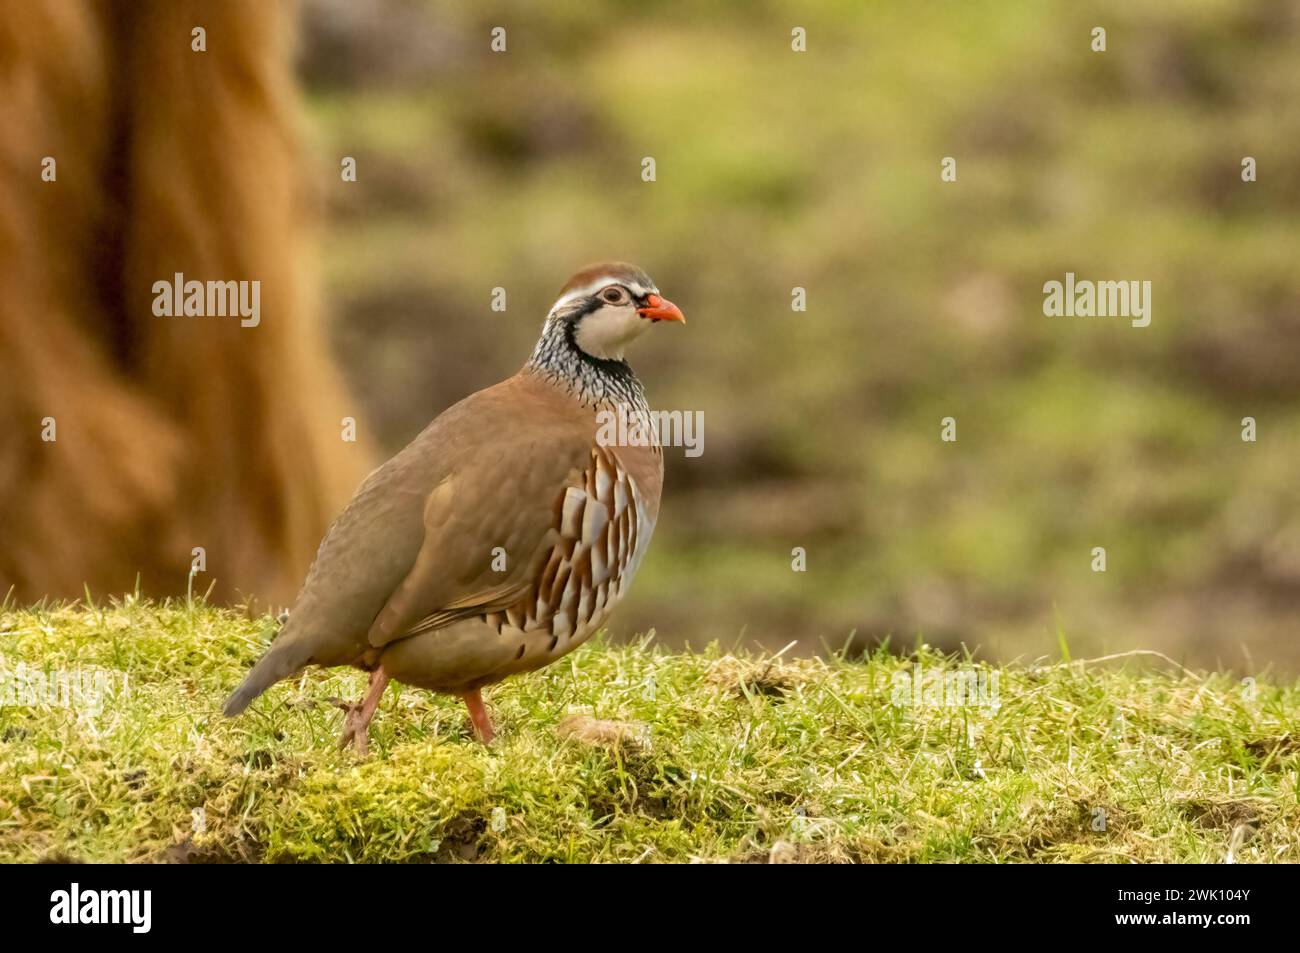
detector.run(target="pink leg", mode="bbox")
[336,667,391,755]
[460,688,495,744]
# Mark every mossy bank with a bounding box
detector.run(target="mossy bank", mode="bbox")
[1,601,1297,863]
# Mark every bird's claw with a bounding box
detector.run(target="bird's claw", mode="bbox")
[332,698,369,755]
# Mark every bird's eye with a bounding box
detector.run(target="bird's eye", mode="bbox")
[602,287,626,304]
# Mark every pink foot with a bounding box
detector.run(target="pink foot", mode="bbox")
[335,667,391,755]
[460,688,495,744]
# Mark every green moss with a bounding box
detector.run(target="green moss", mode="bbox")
[1,601,1296,862]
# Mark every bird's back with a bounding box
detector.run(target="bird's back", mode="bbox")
[223,371,606,714]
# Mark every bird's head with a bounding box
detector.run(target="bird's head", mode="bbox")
[544,261,684,362]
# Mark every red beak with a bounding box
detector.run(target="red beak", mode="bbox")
[636,293,685,324]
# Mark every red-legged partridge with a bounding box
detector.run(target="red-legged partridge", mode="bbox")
[224,262,684,749]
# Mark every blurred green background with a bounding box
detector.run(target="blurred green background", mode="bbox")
[296,0,1300,670]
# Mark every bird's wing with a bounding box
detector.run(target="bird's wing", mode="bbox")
[365,375,595,648]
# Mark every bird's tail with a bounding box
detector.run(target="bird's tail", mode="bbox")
[223,639,309,717]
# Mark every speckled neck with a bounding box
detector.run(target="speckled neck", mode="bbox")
[526,312,650,415]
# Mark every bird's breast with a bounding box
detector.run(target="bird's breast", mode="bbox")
[487,444,657,654]
[377,442,661,693]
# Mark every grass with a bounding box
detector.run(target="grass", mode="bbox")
[1,599,1297,863]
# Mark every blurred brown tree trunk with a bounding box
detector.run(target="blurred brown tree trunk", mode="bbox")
[0,1,372,606]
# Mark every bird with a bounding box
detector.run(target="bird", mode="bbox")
[223,262,684,752]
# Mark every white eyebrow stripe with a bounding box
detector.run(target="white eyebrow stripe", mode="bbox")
[549,276,655,313]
